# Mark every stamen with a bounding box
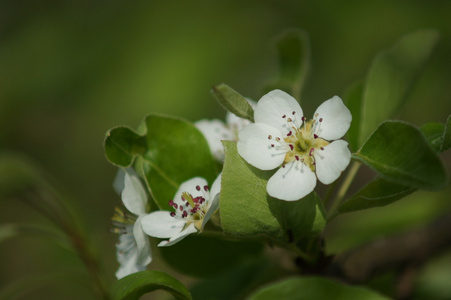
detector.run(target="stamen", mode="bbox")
[301,116,306,122]
[168,200,174,206]
[319,118,323,122]
[179,205,183,211]
[182,211,188,218]
[287,131,292,136]
[170,212,176,217]
[268,135,272,140]
[275,137,281,141]
[292,111,296,115]
[282,115,286,118]
[173,203,178,209]
[282,164,286,168]
[295,155,300,161]
[271,144,275,147]
[287,118,292,122]
[204,185,209,191]
[196,185,201,191]
[309,148,315,156]
[313,134,318,139]
[320,147,324,150]
[289,144,294,151]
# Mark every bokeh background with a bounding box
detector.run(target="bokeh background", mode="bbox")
[1,1,451,299]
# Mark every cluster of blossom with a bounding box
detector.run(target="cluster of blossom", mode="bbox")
[112,89,352,278]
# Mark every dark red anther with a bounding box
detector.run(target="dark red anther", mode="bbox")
[282,115,286,118]
[181,196,185,201]
[295,156,300,161]
[319,118,323,122]
[289,144,294,151]
[271,144,275,147]
[170,212,176,217]
[313,134,318,139]
[169,200,174,206]
[179,205,183,211]
[182,211,188,218]
[282,164,286,168]
[173,203,178,209]
[193,197,200,203]
[185,202,190,207]
[196,185,201,191]
[309,148,314,156]
[287,131,292,136]
[204,185,209,191]
[301,116,306,121]
[320,147,324,150]
[292,111,296,115]
[268,135,272,140]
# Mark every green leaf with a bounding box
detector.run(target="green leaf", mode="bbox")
[247,277,389,300]
[354,121,447,190]
[339,178,416,213]
[340,118,451,214]
[220,141,325,242]
[159,234,263,278]
[441,114,451,152]
[111,270,191,300]
[266,29,311,99]
[421,122,446,153]
[211,83,254,122]
[105,114,217,210]
[359,29,439,146]
[104,126,146,167]
[344,82,364,153]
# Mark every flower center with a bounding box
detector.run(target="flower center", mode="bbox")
[168,184,210,231]
[268,112,330,171]
[111,207,136,234]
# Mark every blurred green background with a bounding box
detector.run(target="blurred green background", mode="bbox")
[1,1,450,299]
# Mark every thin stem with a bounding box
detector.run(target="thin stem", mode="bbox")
[323,180,338,209]
[21,188,110,299]
[326,161,361,221]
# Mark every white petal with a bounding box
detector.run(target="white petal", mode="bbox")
[195,119,233,161]
[113,168,126,195]
[209,172,222,200]
[314,96,352,140]
[115,251,145,279]
[315,140,351,185]
[202,193,220,229]
[158,223,197,247]
[267,161,317,201]
[237,123,286,170]
[122,172,147,215]
[173,177,209,206]
[225,112,252,137]
[141,211,186,238]
[133,216,152,266]
[254,90,304,135]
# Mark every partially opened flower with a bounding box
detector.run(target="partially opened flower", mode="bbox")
[195,108,253,161]
[112,170,152,279]
[237,89,352,201]
[141,174,221,247]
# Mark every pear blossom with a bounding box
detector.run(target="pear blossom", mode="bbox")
[141,174,221,247]
[237,89,352,201]
[195,106,253,161]
[112,169,152,279]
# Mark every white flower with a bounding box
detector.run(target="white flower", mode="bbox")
[195,108,253,161]
[237,90,352,201]
[141,174,222,247]
[112,170,152,279]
